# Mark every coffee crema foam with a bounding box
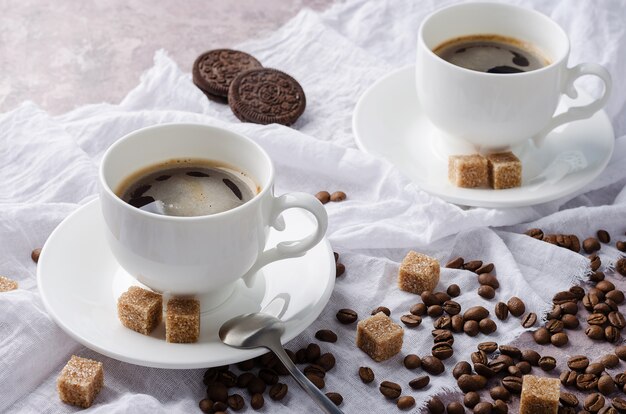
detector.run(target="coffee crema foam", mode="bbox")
[117,158,259,217]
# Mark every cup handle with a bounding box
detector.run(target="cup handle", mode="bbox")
[533,63,612,146]
[242,192,328,287]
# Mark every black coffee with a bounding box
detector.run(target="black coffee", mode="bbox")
[434,34,549,74]
[118,159,258,217]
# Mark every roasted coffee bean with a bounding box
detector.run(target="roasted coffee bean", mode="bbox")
[336,308,358,324]
[434,316,452,330]
[400,314,422,328]
[427,397,445,414]
[303,344,320,364]
[447,284,461,297]
[474,363,496,378]
[507,365,522,377]
[237,358,256,372]
[371,306,391,316]
[561,370,578,387]
[502,376,523,393]
[493,399,508,414]
[434,330,454,345]
[432,343,453,360]
[379,381,401,399]
[600,354,620,369]
[597,280,616,292]
[478,285,496,299]
[507,297,525,317]
[591,270,606,282]
[577,373,599,391]
[453,361,472,379]
[598,375,616,395]
[446,401,465,414]
[247,377,266,394]
[212,401,228,412]
[464,391,481,408]
[258,354,276,368]
[612,397,626,411]
[431,329,449,337]
[570,285,586,300]
[596,303,613,314]
[533,327,551,344]
[543,234,558,245]
[499,345,521,359]
[422,356,445,375]
[258,368,279,385]
[464,306,490,321]
[207,382,229,402]
[491,354,514,370]
[422,291,441,306]
[428,305,444,317]
[560,392,580,407]
[478,273,500,289]
[336,263,346,277]
[478,341,498,353]
[316,191,331,204]
[584,293,601,311]
[617,241,626,252]
[435,291,451,304]
[584,237,602,253]
[547,319,565,333]
[616,346,626,360]
[609,312,626,329]
[516,361,532,375]
[317,353,336,371]
[464,260,483,272]
[404,354,421,369]
[569,355,590,371]
[268,383,288,401]
[396,395,415,410]
[525,228,544,239]
[358,366,374,383]
[409,375,430,389]
[295,348,307,364]
[474,402,493,414]
[227,393,245,410]
[446,257,464,269]
[204,368,221,385]
[598,230,611,243]
[476,263,495,274]
[471,350,488,365]
[330,191,346,202]
[590,288,606,301]
[199,399,213,414]
[490,385,510,401]
[236,372,255,388]
[561,301,579,314]
[303,365,325,379]
[464,320,480,336]
[306,373,324,389]
[548,304,562,320]
[217,370,237,387]
[539,356,557,371]
[250,393,264,410]
[326,392,343,406]
[315,329,337,343]
[521,312,537,328]
[521,349,541,366]
[451,315,464,332]
[31,248,41,264]
[443,300,462,315]
[457,374,487,392]
[479,318,497,334]
[410,303,427,316]
[616,373,626,388]
[617,258,626,276]
[587,325,605,340]
[590,254,602,271]
[551,332,569,347]
[585,393,606,412]
[606,326,621,343]
[495,302,509,320]
[562,314,580,329]
[606,290,625,304]
[586,362,605,376]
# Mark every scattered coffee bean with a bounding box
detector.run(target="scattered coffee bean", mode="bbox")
[453,361,472,379]
[490,385,510,401]
[457,374,487,392]
[258,368,279,385]
[427,397,445,414]
[379,381,401,399]
[358,366,374,383]
[590,253,602,271]
[250,393,264,410]
[269,382,289,401]
[586,363,605,377]
[499,345,521,359]
[446,257,464,269]
[410,303,427,316]
[443,300,462,315]
[404,354,421,369]
[464,306,490,321]
[295,348,307,364]
[478,273,500,289]
[616,258,626,276]
[422,291,440,306]
[617,241,626,252]
[493,399,508,414]
[525,228,544,239]
[432,343,454,360]
[207,383,229,403]
[479,318,497,334]
[199,399,213,414]
[560,370,578,387]
[422,356,445,375]
[561,314,580,329]
[396,395,415,410]
[236,372,255,388]
[451,315,464,332]
[539,356,557,371]
[227,393,245,410]
[316,353,336,372]
[584,237,602,253]
[554,290,578,304]
[606,325,621,343]
[546,319,565,333]
[478,341,498,353]
[325,392,343,406]
[560,392,579,407]
[473,401,494,414]
[577,373,599,391]
[315,191,331,204]
[428,305,444,317]
[609,311,626,329]
[400,314,422,328]
[476,263,495,274]
[561,301,579,315]
[507,297,525,317]
[598,230,611,243]
[478,285,496,299]
[521,312,537,328]
[212,401,227,412]
[247,377,266,395]
[315,329,337,343]
[568,355,590,371]
[495,302,509,320]
[533,327,551,344]
[464,320,480,336]
[598,374,616,395]
[607,290,625,304]
[551,332,569,347]
[464,391,480,408]
[586,324,605,340]
[306,343,321,362]
[435,291,452,303]
[612,397,626,411]
[330,191,346,202]
[409,375,430,389]
[516,361,532,375]
[600,354,620,369]
[446,401,465,414]
[464,260,483,272]
[584,393,605,412]
[521,349,541,366]
[306,373,324,389]
[31,248,41,263]
[447,284,461,297]
[502,376,523,393]
[474,363,495,378]
[616,346,626,361]
[336,262,345,277]
[371,306,390,317]
[591,270,606,282]
[570,285,586,300]
[336,308,358,324]
[303,364,325,379]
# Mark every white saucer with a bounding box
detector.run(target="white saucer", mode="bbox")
[37,199,335,369]
[353,66,615,208]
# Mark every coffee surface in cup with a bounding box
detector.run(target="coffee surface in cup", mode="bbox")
[433,34,549,74]
[118,159,258,217]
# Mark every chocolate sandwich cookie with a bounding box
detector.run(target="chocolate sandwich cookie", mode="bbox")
[192,49,262,102]
[228,68,306,126]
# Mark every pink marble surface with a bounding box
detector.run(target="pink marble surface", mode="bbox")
[0,0,335,114]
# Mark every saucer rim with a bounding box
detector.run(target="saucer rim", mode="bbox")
[37,198,336,369]
[353,65,615,208]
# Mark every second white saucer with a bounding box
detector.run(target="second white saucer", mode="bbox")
[353,66,615,208]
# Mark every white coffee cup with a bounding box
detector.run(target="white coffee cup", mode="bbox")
[99,123,328,305]
[416,2,612,151]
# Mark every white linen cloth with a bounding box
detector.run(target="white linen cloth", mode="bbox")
[2,0,626,412]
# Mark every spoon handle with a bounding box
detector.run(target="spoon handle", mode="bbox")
[267,341,344,414]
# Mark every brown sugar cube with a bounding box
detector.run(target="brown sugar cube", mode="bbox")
[0,275,18,292]
[519,375,560,414]
[57,355,104,408]
[117,286,162,335]
[356,312,404,361]
[398,251,440,294]
[487,151,522,189]
[166,298,200,343]
[448,154,488,188]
